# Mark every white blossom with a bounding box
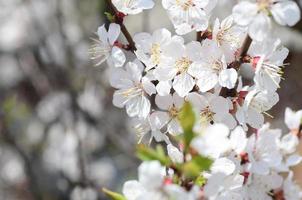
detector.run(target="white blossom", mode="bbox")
[162,0,217,35]
[187,92,237,129]
[232,0,301,41]
[190,39,238,92]
[112,0,154,15]
[110,60,156,119]
[134,28,172,71]
[89,23,125,67]
[154,38,203,97]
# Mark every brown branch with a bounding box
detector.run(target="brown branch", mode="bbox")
[219,35,252,97]
[105,0,137,51]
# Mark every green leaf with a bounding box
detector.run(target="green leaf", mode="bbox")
[103,188,126,200]
[182,155,212,179]
[104,12,115,22]
[195,175,206,187]
[192,155,213,171]
[136,144,171,166]
[179,102,195,132]
[179,102,196,152]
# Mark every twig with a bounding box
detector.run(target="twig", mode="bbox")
[105,0,137,51]
[219,35,252,97]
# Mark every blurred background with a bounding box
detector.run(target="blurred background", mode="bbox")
[0,0,302,199]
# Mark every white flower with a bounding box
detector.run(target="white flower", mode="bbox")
[204,172,244,200]
[154,38,203,97]
[285,107,302,131]
[232,0,300,41]
[276,132,302,172]
[162,0,217,35]
[283,171,302,200]
[122,161,167,200]
[89,23,125,67]
[246,124,282,175]
[112,0,154,15]
[212,16,246,63]
[187,92,237,129]
[236,89,279,129]
[110,60,156,119]
[165,185,200,200]
[190,39,238,92]
[244,172,283,200]
[191,123,231,159]
[249,38,289,92]
[131,117,170,144]
[134,28,172,71]
[150,93,184,136]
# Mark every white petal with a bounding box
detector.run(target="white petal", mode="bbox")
[110,46,126,67]
[216,113,237,130]
[271,1,301,26]
[142,77,156,96]
[153,65,177,81]
[167,144,184,163]
[167,119,182,136]
[152,130,170,143]
[286,154,302,167]
[133,32,152,52]
[173,73,195,97]
[126,62,142,83]
[281,133,299,154]
[230,126,247,154]
[211,157,236,176]
[186,92,208,110]
[285,107,302,130]
[232,2,258,26]
[126,96,150,119]
[185,41,202,61]
[248,13,271,41]
[172,93,184,109]
[113,91,128,108]
[109,68,132,89]
[252,161,270,175]
[97,24,108,44]
[219,68,238,89]
[155,94,172,110]
[149,111,170,130]
[138,161,165,189]
[108,23,121,45]
[152,28,171,45]
[123,181,145,200]
[156,81,172,96]
[196,69,218,92]
[210,96,229,114]
[247,109,264,129]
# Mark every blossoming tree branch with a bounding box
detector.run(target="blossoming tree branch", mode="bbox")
[89,0,302,199]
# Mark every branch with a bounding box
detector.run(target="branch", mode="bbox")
[105,0,137,51]
[219,35,252,97]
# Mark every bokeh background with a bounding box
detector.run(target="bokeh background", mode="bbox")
[0,0,302,199]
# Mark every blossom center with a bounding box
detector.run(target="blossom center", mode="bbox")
[257,0,272,11]
[212,60,224,73]
[169,105,179,118]
[200,106,215,123]
[176,0,194,11]
[118,84,144,99]
[176,57,192,73]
